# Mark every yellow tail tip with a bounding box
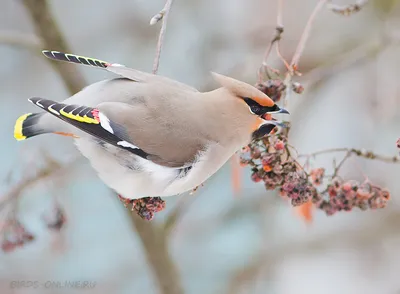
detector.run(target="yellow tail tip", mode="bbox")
[14,113,32,141]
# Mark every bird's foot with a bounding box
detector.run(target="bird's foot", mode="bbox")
[118,194,133,208]
[190,183,204,195]
[117,195,166,221]
[131,197,166,221]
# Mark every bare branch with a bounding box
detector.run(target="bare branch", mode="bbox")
[21,0,86,94]
[151,0,175,74]
[0,157,77,214]
[289,0,328,71]
[225,256,265,294]
[299,147,400,164]
[331,150,352,178]
[0,31,42,51]
[259,0,285,81]
[327,0,369,16]
[130,216,184,294]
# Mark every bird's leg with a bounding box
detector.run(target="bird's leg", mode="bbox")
[190,183,204,195]
[117,194,133,208]
[131,197,166,221]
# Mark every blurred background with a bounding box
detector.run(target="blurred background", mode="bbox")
[0,0,400,293]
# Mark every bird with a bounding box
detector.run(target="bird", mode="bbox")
[13,50,289,203]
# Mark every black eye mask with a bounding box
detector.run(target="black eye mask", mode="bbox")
[243,98,279,116]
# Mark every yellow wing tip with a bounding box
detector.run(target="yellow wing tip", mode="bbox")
[14,113,31,141]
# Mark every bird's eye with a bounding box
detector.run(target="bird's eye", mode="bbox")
[250,105,261,114]
[243,98,263,115]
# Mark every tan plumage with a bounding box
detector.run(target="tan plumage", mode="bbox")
[13,51,289,199]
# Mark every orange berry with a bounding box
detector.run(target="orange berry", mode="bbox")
[263,165,272,172]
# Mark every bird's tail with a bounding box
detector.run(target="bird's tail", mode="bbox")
[14,112,49,141]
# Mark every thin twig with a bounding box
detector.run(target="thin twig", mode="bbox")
[225,256,265,294]
[259,0,285,81]
[281,0,328,105]
[327,0,369,16]
[331,150,352,178]
[298,147,351,158]
[151,0,175,74]
[0,31,42,51]
[150,0,195,237]
[21,0,86,94]
[299,147,400,164]
[289,0,328,71]
[0,157,77,214]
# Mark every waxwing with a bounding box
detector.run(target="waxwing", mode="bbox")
[13,51,289,199]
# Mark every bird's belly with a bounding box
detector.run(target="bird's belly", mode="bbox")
[75,139,238,199]
[74,138,176,198]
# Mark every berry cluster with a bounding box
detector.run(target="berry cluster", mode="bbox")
[243,78,392,217]
[241,130,315,206]
[1,219,34,253]
[240,126,391,216]
[313,177,390,215]
[255,79,286,102]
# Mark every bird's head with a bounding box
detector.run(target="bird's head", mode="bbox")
[211,72,289,139]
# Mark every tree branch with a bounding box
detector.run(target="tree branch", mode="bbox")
[151,0,175,74]
[130,216,184,294]
[0,31,42,51]
[327,0,369,16]
[21,0,86,94]
[299,147,400,164]
[289,0,328,71]
[259,0,285,81]
[0,156,75,213]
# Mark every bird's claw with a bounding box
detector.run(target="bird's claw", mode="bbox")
[118,194,133,208]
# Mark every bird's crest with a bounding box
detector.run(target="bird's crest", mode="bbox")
[211,72,274,107]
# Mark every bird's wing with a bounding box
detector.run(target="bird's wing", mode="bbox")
[41,50,199,92]
[29,97,207,168]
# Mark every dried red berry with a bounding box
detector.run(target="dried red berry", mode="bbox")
[274,140,285,151]
[251,148,262,159]
[251,172,262,183]
[292,82,304,94]
[310,168,325,186]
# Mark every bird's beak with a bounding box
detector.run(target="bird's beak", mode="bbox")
[274,107,290,114]
[262,120,287,128]
[261,106,289,120]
